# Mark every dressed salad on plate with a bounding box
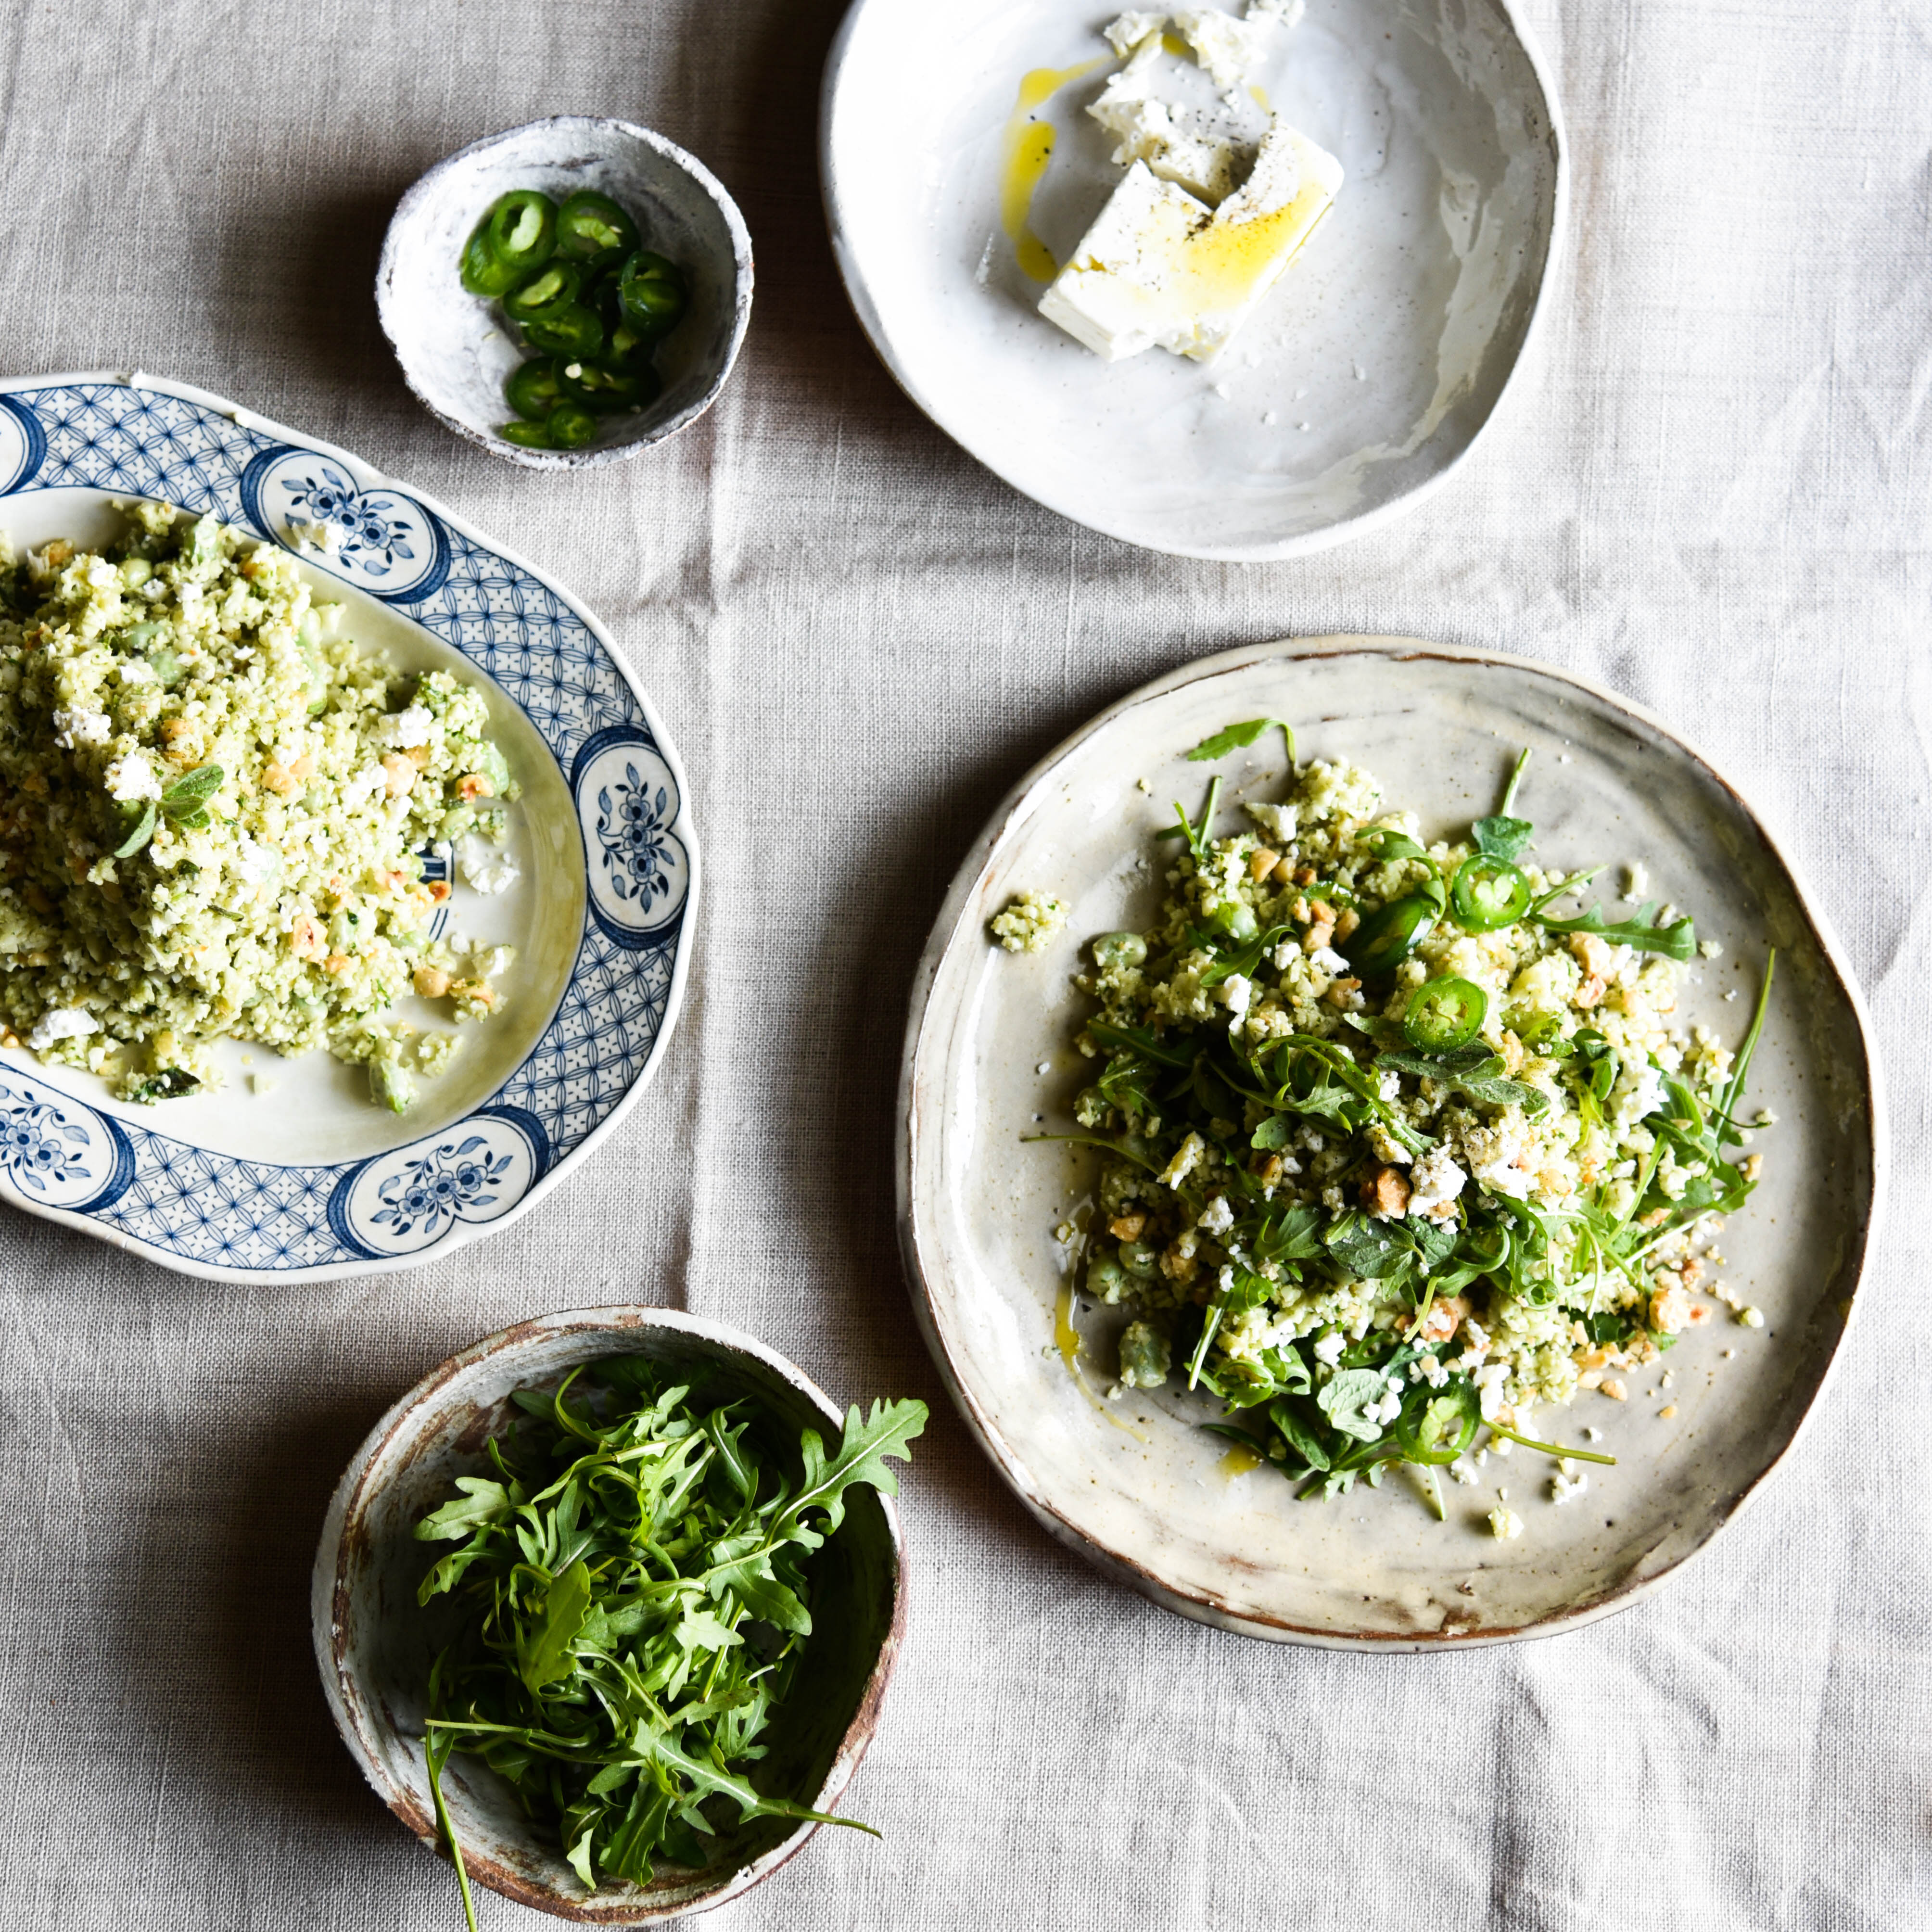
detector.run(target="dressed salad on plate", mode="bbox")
[1019,721,1773,1527]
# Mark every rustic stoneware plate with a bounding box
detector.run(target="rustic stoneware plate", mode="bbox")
[898,638,1884,1647]
[0,372,697,1282]
[313,1306,906,1923]
[821,0,1564,559]
[378,116,754,468]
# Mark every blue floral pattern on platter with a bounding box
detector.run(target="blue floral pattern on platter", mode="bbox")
[574,730,689,948]
[0,376,693,1278]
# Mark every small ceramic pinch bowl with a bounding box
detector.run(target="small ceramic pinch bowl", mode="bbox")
[378,117,754,469]
[313,1307,905,1922]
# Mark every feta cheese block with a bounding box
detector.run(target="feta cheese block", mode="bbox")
[1038,121,1344,361]
[1088,34,1265,205]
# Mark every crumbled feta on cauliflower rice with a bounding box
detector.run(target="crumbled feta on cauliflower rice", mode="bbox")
[1042,747,1773,1525]
[0,505,520,1108]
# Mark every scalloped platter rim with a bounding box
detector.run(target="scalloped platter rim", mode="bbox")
[0,371,700,1284]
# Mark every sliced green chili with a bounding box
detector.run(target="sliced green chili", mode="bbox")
[485,190,557,273]
[1451,853,1532,931]
[519,304,604,358]
[459,224,524,297]
[504,358,566,422]
[1403,976,1487,1052]
[546,402,599,449]
[496,419,555,449]
[1344,893,1436,979]
[501,261,582,320]
[556,190,640,266]
[558,357,661,413]
[617,249,688,340]
[1394,1383,1481,1465]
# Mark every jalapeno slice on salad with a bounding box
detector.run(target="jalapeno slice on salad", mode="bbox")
[1344,892,1437,979]
[1393,1383,1482,1466]
[1402,975,1487,1051]
[1451,852,1532,931]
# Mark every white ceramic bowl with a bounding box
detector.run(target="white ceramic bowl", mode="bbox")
[378,118,754,469]
[313,1307,906,1922]
[822,0,1565,559]
[899,638,1884,1646]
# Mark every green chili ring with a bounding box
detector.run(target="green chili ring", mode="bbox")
[556,190,641,267]
[459,224,524,297]
[1403,975,1488,1052]
[617,249,689,340]
[1343,893,1437,979]
[557,356,662,414]
[484,190,558,275]
[501,261,583,320]
[519,304,605,358]
[545,401,600,449]
[1451,853,1532,931]
[503,358,566,422]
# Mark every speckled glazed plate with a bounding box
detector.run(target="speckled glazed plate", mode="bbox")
[0,373,698,1283]
[821,0,1564,560]
[899,639,1883,1647]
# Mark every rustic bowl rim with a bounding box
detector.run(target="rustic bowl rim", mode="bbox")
[376,115,755,470]
[311,1305,906,1920]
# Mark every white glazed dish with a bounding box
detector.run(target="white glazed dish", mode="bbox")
[899,638,1884,1647]
[378,117,754,469]
[0,372,699,1282]
[312,1306,906,1923]
[821,0,1566,561]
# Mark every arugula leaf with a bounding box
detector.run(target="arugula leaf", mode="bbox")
[1358,826,1434,868]
[520,1560,594,1692]
[1186,718,1296,767]
[1533,899,1697,961]
[414,1476,512,1542]
[415,1366,924,1913]
[1472,814,1533,861]
[1268,1397,1331,1470]
[1325,1212,1412,1281]
[1472,747,1535,860]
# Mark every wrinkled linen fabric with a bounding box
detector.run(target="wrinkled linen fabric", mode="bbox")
[0,0,1927,1927]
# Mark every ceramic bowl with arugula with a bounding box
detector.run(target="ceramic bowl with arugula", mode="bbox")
[900,639,1883,1647]
[313,1308,924,1924]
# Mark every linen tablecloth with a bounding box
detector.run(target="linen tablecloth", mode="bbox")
[0,0,1926,1925]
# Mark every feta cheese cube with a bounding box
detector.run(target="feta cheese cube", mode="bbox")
[1038,123,1344,362]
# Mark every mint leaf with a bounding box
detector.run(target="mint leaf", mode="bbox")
[1317,1368,1392,1443]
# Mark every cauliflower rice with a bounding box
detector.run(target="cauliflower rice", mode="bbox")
[0,504,520,1110]
[1030,737,1773,1520]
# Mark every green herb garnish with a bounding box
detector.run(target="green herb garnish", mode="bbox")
[414,1362,926,1927]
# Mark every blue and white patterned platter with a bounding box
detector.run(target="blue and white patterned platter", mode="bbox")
[0,372,699,1283]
